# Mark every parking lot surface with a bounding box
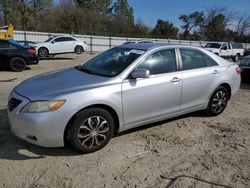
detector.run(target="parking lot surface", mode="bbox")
[0,53,249,188]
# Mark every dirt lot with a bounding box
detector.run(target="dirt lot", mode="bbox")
[0,53,249,188]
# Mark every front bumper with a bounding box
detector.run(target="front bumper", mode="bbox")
[7,90,73,147]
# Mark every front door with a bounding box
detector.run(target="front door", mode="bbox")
[122,49,182,126]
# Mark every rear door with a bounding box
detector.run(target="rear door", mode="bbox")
[179,48,221,111]
[0,40,19,66]
[122,48,182,126]
[63,37,77,52]
[0,40,9,65]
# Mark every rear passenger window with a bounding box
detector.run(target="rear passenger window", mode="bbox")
[180,49,206,70]
[204,54,218,67]
[137,49,177,75]
[180,49,218,70]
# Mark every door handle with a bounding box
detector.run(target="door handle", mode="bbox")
[212,70,220,74]
[171,77,181,83]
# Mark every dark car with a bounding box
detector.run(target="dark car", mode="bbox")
[239,55,250,82]
[17,40,36,48]
[244,48,250,57]
[0,39,39,72]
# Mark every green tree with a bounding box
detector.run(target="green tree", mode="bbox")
[179,11,204,39]
[204,14,227,41]
[30,0,53,30]
[151,19,178,39]
[110,0,134,35]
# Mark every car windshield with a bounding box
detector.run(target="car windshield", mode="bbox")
[45,37,56,42]
[204,43,221,48]
[77,47,145,77]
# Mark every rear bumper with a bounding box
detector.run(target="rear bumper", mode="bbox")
[26,55,39,65]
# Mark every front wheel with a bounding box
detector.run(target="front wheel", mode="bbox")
[38,47,49,57]
[68,108,114,153]
[233,54,239,62]
[206,86,229,116]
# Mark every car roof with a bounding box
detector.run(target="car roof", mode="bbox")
[121,42,202,51]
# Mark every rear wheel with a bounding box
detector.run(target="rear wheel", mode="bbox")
[9,57,26,72]
[233,54,239,62]
[75,45,83,54]
[38,47,49,57]
[68,108,114,153]
[206,86,229,116]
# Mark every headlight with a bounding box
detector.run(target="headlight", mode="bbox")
[21,100,66,113]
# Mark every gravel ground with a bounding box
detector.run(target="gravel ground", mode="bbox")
[0,53,249,188]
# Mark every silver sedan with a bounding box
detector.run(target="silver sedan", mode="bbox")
[8,43,241,153]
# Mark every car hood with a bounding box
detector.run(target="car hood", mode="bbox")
[15,67,119,100]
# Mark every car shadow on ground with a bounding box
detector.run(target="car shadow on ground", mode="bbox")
[0,66,31,72]
[39,57,74,61]
[0,108,206,160]
[164,175,232,188]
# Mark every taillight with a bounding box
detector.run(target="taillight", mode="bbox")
[236,67,241,74]
[27,49,36,55]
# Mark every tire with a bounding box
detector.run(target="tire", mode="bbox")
[233,54,239,62]
[38,47,49,57]
[75,45,83,54]
[9,57,26,72]
[68,108,114,153]
[206,86,229,116]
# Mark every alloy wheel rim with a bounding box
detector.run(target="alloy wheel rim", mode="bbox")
[211,90,227,113]
[77,116,109,148]
[13,59,24,70]
[76,46,82,54]
[40,49,47,57]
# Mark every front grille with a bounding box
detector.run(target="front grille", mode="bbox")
[8,98,22,112]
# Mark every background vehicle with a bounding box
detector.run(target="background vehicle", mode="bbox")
[8,43,240,153]
[204,42,244,61]
[35,36,88,57]
[123,40,156,45]
[239,55,250,82]
[17,40,36,48]
[0,39,38,72]
[244,48,250,57]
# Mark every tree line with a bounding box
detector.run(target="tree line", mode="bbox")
[0,0,250,42]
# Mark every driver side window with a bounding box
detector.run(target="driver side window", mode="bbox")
[137,49,177,75]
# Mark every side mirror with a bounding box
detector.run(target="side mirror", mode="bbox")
[222,46,227,50]
[51,40,55,44]
[131,68,150,79]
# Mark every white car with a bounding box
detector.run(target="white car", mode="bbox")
[35,36,88,57]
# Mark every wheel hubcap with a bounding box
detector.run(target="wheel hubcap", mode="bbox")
[39,49,47,57]
[76,47,82,53]
[211,90,227,113]
[77,116,109,148]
